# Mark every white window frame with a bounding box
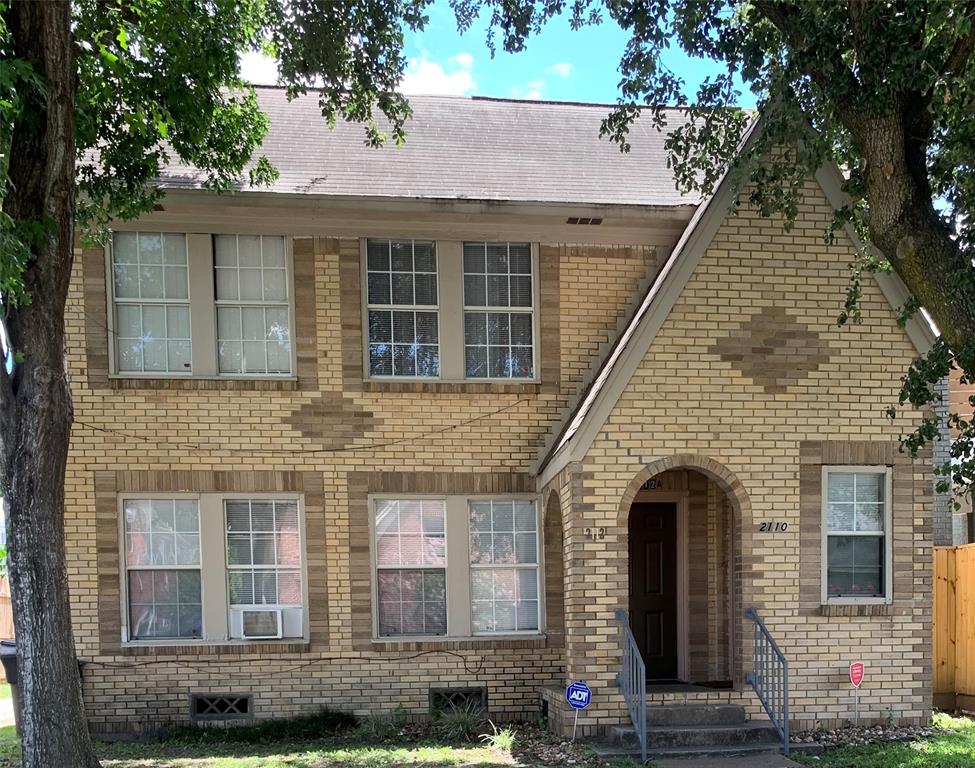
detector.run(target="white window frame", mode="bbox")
[368,494,545,641]
[106,231,298,380]
[360,240,541,383]
[820,466,894,606]
[118,492,309,646]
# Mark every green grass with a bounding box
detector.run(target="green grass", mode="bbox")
[0,723,521,768]
[0,687,10,702]
[794,713,975,768]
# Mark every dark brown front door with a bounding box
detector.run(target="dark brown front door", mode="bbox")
[628,502,679,681]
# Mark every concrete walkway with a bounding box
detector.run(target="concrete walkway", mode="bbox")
[0,697,15,728]
[652,754,806,768]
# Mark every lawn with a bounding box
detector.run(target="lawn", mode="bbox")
[0,726,521,768]
[0,714,602,768]
[794,713,975,768]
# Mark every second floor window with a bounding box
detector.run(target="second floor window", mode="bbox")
[110,232,294,378]
[112,232,192,374]
[366,239,440,378]
[362,239,536,381]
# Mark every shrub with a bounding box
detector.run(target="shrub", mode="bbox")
[437,699,487,743]
[355,705,407,741]
[479,721,516,752]
[164,707,356,744]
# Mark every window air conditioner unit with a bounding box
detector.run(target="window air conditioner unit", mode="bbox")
[231,608,283,640]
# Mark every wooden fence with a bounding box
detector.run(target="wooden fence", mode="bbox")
[934,544,975,712]
[0,578,11,639]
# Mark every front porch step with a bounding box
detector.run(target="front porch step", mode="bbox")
[645,703,746,726]
[609,721,779,750]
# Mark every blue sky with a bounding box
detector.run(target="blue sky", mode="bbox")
[242,0,756,107]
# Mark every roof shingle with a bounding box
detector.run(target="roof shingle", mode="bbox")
[158,88,698,207]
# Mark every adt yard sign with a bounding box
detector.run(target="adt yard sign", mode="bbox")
[565,681,591,709]
[565,681,591,741]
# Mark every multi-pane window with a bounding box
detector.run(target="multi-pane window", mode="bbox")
[112,232,192,374]
[463,242,534,379]
[374,499,447,636]
[215,235,292,375]
[366,239,440,377]
[123,499,202,639]
[225,499,302,607]
[120,494,306,644]
[110,232,294,379]
[824,468,890,601]
[371,496,541,639]
[469,500,539,632]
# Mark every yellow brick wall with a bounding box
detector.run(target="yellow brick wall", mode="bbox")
[558,180,932,734]
[64,235,653,732]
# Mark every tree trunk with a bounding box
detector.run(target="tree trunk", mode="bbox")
[0,2,100,767]
[854,111,975,369]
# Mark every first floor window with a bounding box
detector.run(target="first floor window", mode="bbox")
[470,500,539,632]
[226,499,303,607]
[823,467,891,601]
[372,496,541,638]
[123,498,202,639]
[121,494,306,643]
[374,499,447,636]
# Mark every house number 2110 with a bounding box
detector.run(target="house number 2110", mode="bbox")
[585,527,606,540]
[758,521,789,532]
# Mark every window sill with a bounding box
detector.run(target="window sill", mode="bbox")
[362,380,540,395]
[109,376,299,391]
[120,639,310,656]
[818,603,894,617]
[370,634,548,651]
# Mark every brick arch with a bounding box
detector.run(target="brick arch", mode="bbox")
[618,453,752,526]
[617,454,748,686]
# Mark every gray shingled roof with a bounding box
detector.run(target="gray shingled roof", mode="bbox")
[158,87,699,207]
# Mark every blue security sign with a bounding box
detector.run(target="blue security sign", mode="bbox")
[565,681,592,710]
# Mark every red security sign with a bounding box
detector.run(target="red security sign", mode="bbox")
[850,661,865,688]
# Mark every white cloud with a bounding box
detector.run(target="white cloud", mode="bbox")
[510,79,546,100]
[546,62,572,78]
[240,51,280,86]
[400,53,477,96]
[450,52,474,71]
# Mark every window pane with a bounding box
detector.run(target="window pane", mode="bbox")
[128,568,202,640]
[827,535,885,597]
[470,567,539,633]
[225,499,304,608]
[377,569,446,637]
[374,499,445,567]
[827,474,855,502]
[856,473,883,503]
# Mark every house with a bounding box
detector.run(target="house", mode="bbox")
[67,88,938,746]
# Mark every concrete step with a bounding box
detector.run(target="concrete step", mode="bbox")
[609,721,780,750]
[644,703,747,726]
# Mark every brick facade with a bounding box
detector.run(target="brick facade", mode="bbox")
[542,181,932,735]
[64,178,932,736]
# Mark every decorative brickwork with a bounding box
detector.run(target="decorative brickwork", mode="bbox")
[708,305,832,394]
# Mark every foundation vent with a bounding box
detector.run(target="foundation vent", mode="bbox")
[566,217,603,225]
[429,687,487,716]
[190,693,254,722]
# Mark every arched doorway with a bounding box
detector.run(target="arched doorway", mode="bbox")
[619,456,747,687]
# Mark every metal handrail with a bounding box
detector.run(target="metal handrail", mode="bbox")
[745,607,790,755]
[614,608,647,762]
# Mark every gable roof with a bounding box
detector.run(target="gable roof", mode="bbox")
[533,123,938,485]
[158,88,699,208]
